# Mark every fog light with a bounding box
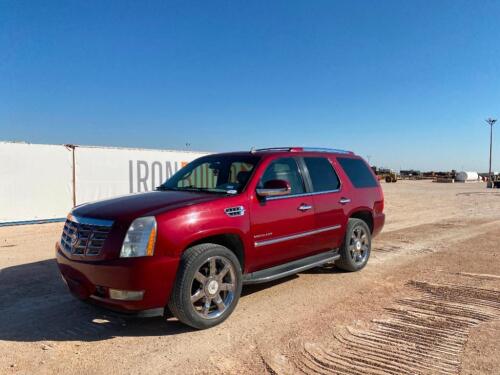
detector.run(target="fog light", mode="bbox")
[109,289,144,301]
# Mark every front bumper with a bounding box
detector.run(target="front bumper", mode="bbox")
[56,243,179,313]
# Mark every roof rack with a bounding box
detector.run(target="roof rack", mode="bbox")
[301,147,353,154]
[253,147,297,152]
[252,147,353,154]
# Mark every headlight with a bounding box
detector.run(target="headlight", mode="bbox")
[120,216,157,258]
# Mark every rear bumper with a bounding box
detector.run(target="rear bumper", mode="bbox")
[56,243,179,313]
[372,213,385,237]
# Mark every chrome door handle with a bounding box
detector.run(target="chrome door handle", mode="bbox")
[339,197,351,205]
[298,204,313,212]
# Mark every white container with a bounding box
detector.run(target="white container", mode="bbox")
[455,171,479,182]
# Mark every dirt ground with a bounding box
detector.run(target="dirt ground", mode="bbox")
[1,180,499,375]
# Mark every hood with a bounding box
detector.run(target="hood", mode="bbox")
[72,191,222,221]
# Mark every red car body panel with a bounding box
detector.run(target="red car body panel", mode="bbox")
[57,246,179,311]
[56,149,385,314]
[249,193,317,269]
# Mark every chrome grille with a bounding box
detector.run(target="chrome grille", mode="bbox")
[60,215,113,256]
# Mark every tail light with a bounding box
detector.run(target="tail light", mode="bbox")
[374,200,384,214]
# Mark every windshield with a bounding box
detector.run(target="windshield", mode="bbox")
[158,154,261,194]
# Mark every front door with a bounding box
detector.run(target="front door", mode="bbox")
[249,157,317,270]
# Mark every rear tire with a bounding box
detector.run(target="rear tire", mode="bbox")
[168,243,242,329]
[336,219,371,272]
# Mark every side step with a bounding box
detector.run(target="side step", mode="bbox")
[242,250,340,285]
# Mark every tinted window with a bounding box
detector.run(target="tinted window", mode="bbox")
[260,158,305,195]
[176,161,218,189]
[304,157,340,192]
[337,157,378,188]
[161,155,260,194]
[228,162,255,186]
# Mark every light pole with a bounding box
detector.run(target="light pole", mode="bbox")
[485,118,497,188]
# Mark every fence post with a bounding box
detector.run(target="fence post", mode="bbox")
[64,144,77,207]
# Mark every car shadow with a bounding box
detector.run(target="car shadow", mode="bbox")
[300,262,346,274]
[241,274,298,296]
[0,259,195,342]
[0,259,335,343]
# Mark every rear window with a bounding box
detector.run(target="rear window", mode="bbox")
[304,157,340,192]
[337,157,378,188]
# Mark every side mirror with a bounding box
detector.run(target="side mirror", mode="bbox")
[256,179,291,198]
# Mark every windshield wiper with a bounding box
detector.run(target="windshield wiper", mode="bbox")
[155,186,179,191]
[156,185,232,194]
[180,187,227,194]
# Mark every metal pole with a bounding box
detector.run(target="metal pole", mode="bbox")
[485,118,497,187]
[72,146,76,206]
[490,123,493,182]
[64,144,77,206]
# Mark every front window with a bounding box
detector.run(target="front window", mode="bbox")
[159,155,260,194]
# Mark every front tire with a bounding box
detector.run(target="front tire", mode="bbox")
[168,243,242,329]
[336,218,371,272]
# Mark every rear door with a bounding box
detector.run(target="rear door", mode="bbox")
[301,156,347,251]
[249,157,317,270]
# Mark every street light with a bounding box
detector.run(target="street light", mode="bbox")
[485,118,497,188]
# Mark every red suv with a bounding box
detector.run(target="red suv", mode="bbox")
[56,147,385,329]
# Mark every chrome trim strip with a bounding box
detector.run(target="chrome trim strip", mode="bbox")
[266,189,341,201]
[67,214,114,227]
[254,224,341,247]
[256,186,291,197]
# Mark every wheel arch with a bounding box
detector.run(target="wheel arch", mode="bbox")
[349,209,374,234]
[185,233,246,271]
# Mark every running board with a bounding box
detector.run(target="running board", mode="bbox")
[242,250,340,285]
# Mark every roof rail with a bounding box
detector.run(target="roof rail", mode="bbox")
[301,147,353,154]
[253,147,297,152]
[252,147,353,154]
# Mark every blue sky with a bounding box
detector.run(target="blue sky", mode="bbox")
[1,0,500,171]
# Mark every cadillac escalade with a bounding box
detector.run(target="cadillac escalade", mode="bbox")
[56,147,385,329]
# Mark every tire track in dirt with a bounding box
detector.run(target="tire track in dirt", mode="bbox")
[371,219,500,259]
[266,277,500,375]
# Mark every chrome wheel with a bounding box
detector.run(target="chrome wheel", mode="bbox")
[348,225,369,264]
[190,256,236,319]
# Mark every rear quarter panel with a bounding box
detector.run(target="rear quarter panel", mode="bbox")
[331,155,385,237]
